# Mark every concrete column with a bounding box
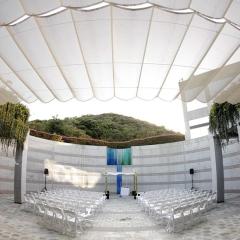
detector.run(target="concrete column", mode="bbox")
[237,124,240,140]
[14,134,29,204]
[209,135,224,203]
[181,100,191,140]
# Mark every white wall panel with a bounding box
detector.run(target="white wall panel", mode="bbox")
[0,135,238,194]
[0,146,15,193]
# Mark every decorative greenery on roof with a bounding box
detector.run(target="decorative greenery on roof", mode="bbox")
[0,103,29,151]
[209,102,240,146]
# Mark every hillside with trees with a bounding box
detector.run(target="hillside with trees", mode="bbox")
[29,113,183,142]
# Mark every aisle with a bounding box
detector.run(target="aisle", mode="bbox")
[81,195,165,240]
[1,194,240,240]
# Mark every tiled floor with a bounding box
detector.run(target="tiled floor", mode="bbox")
[0,194,240,240]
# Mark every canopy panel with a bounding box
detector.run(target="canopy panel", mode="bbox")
[0,85,19,104]
[0,0,239,103]
[179,23,240,104]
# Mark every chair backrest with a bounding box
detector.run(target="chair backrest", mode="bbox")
[28,194,35,203]
[52,206,64,220]
[64,209,78,223]
[35,202,45,213]
[44,205,54,217]
[173,204,190,218]
[24,194,30,202]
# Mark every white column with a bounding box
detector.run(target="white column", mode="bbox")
[209,135,217,193]
[21,134,28,199]
[181,100,191,140]
[237,124,240,139]
[209,134,224,202]
[14,133,29,203]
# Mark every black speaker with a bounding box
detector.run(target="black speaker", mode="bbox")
[132,191,137,199]
[44,168,49,175]
[189,168,194,175]
[105,191,110,200]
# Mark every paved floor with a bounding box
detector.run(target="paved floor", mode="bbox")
[0,194,240,240]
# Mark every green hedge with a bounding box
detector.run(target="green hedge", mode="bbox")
[30,129,185,148]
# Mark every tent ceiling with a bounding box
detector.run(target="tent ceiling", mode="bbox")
[0,86,18,104]
[0,0,239,103]
[179,60,240,104]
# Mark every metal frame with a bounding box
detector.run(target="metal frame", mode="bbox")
[104,172,138,194]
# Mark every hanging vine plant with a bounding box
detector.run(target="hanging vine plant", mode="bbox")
[209,102,240,146]
[0,102,29,152]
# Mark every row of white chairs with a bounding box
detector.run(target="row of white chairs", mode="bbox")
[24,189,106,237]
[138,188,216,233]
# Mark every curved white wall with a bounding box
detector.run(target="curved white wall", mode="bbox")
[222,141,240,193]
[131,136,212,192]
[26,136,213,193]
[1,135,240,194]
[0,147,15,194]
[26,136,107,192]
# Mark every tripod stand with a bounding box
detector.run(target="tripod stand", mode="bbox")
[41,168,49,192]
[189,168,194,190]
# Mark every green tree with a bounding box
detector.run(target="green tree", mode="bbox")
[45,116,65,135]
[209,102,240,145]
[29,113,180,142]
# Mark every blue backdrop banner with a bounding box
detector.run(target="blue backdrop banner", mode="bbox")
[107,148,132,193]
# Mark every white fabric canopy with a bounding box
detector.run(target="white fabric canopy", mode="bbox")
[179,60,240,104]
[0,86,18,104]
[0,0,239,103]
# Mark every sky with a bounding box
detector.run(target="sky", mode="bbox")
[26,98,186,134]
